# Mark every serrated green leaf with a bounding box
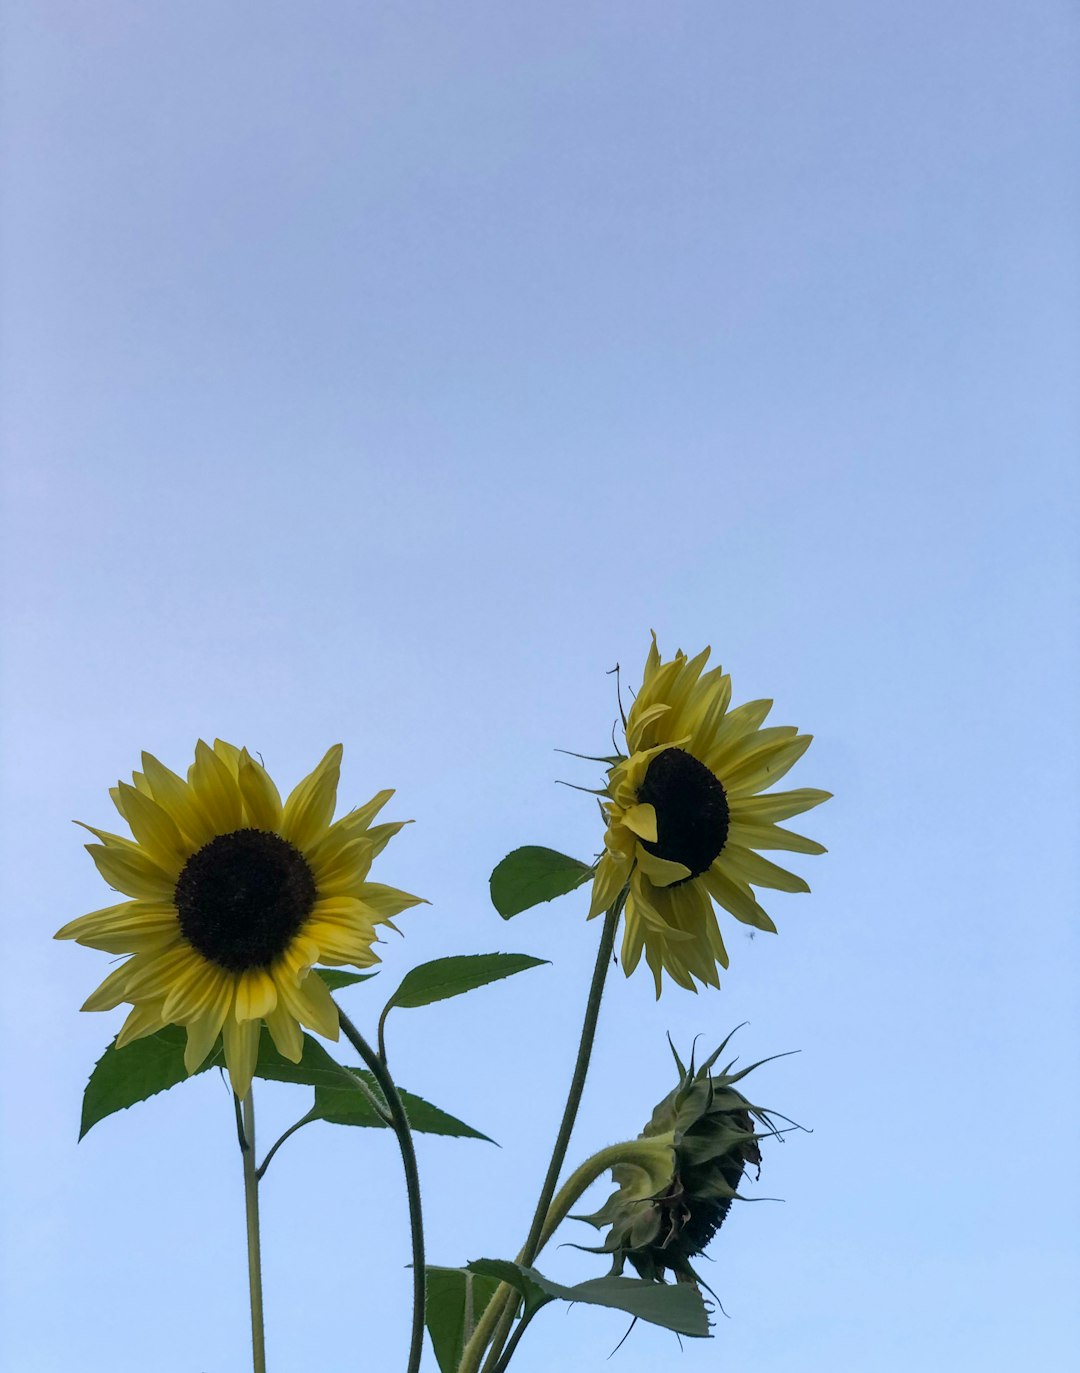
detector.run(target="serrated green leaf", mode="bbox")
[465,1260,710,1336]
[313,1074,494,1142]
[384,954,548,1012]
[314,968,379,992]
[424,1267,502,1373]
[79,1026,223,1139]
[489,846,594,918]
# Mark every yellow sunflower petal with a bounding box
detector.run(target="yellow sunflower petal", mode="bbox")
[588,853,625,918]
[116,999,167,1049]
[212,739,243,776]
[274,966,340,1040]
[720,845,810,893]
[141,752,215,847]
[306,921,379,966]
[634,848,692,888]
[728,788,832,823]
[722,733,813,795]
[188,739,243,834]
[281,744,343,850]
[80,958,140,1012]
[54,901,179,954]
[353,882,426,921]
[308,836,374,892]
[237,750,284,831]
[114,782,188,874]
[223,1016,261,1099]
[265,1003,304,1061]
[182,972,234,1074]
[85,844,177,901]
[726,819,826,855]
[234,968,278,1022]
[621,803,658,843]
[702,866,777,931]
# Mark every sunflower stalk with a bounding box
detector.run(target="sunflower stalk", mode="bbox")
[459,890,625,1373]
[235,1090,267,1373]
[334,1002,426,1373]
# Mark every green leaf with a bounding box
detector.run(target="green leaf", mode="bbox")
[383,954,548,1012]
[253,1034,494,1141]
[79,1026,222,1139]
[489,846,594,918]
[313,1074,495,1142]
[314,968,379,992]
[465,1260,710,1337]
[424,1267,502,1373]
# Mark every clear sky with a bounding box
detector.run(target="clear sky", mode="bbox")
[2,3,1077,1371]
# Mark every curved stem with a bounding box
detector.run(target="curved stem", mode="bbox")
[256,1111,317,1182]
[236,1091,267,1373]
[335,1002,426,1373]
[460,891,625,1373]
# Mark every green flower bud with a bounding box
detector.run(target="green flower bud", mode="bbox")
[576,1030,789,1286]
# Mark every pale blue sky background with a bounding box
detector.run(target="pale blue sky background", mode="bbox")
[2,3,1078,1371]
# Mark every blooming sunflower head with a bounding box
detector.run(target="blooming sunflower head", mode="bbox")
[577,1035,784,1286]
[57,740,424,1098]
[589,634,830,994]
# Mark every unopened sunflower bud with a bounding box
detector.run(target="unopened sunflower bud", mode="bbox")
[576,1031,789,1285]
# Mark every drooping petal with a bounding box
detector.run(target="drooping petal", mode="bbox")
[223,1016,261,1099]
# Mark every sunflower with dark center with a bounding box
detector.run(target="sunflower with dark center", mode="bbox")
[589,634,830,994]
[56,740,424,1097]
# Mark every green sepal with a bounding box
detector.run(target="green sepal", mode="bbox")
[489,846,594,918]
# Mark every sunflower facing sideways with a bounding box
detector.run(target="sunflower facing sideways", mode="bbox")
[589,636,829,995]
[56,741,423,1098]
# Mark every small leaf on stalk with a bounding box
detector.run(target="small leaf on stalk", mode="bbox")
[383,954,548,1012]
[424,1267,502,1373]
[313,1075,494,1142]
[79,1026,222,1139]
[314,969,379,992]
[489,846,593,918]
[465,1260,710,1337]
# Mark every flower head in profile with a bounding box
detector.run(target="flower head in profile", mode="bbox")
[576,1033,785,1286]
[57,741,423,1098]
[590,635,829,994]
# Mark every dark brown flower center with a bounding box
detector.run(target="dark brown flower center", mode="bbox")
[637,747,729,882]
[174,828,317,972]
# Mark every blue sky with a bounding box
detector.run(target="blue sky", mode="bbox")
[2,3,1077,1370]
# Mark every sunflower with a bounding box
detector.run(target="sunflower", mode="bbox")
[589,636,829,994]
[57,740,423,1098]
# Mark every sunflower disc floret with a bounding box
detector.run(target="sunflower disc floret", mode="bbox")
[589,633,830,994]
[57,740,425,1098]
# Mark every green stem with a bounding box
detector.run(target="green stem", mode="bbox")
[256,1111,317,1183]
[335,1002,426,1373]
[460,891,625,1373]
[236,1090,267,1373]
[489,1306,540,1373]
